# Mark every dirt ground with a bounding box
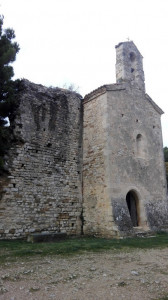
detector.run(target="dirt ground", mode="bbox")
[0,248,168,300]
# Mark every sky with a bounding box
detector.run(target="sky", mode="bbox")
[1,0,168,146]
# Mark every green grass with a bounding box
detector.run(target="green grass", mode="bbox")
[155,296,168,300]
[0,232,168,264]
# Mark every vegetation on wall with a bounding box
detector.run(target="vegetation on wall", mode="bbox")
[0,15,20,172]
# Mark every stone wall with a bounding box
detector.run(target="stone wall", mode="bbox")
[0,80,83,239]
[106,84,167,233]
[83,86,118,237]
[83,83,168,237]
[0,41,167,239]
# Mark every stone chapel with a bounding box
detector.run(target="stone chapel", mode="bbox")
[0,41,167,239]
[83,41,167,236]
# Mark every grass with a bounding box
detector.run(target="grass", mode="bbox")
[155,296,168,300]
[0,232,168,264]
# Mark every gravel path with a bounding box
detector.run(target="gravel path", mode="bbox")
[1,248,168,299]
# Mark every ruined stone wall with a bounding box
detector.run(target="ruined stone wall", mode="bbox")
[0,80,83,239]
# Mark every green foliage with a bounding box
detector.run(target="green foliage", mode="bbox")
[0,15,20,171]
[0,232,168,264]
[164,147,168,162]
[163,147,168,187]
[156,296,168,300]
[165,162,168,187]
[165,162,168,174]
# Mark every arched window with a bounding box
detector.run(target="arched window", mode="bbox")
[136,134,142,156]
[136,133,147,158]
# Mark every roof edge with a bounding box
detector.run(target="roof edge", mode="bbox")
[145,94,164,115]
[84,83,126,103]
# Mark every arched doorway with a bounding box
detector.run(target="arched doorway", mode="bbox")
[126,190,140,227]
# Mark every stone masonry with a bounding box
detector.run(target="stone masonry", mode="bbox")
[83,42,168,237]
[0,41,167,239]
[0,80,83,239]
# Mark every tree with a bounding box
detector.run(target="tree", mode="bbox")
[163,147,168,188]
[62,83,79,93]
[0,15,20,170]
[163,147,168,162]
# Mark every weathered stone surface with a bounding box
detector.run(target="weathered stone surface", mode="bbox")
[0,80,83,239]
[0,41,167,239]
[115,41,145,91]
[83,42,168,237]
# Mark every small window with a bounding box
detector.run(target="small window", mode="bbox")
[136,133,147,159]
[136,134,142,141]
[136,134,142,156]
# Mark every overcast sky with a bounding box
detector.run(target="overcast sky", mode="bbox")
[1,0,168,146]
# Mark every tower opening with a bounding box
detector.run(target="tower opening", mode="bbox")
[129,52,136,62]
[126,190,140,227]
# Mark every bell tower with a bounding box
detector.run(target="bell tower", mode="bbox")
[115,41,145,91]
